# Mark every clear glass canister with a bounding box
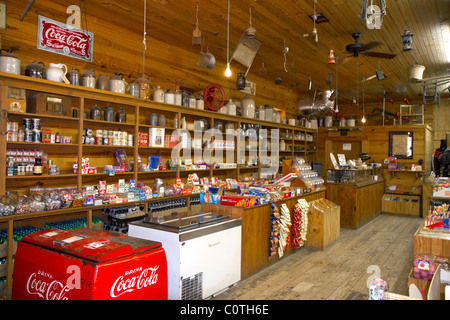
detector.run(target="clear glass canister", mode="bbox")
[135,76,151,100]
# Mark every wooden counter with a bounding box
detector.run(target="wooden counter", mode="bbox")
[201,188,326,279]
[326,179,384,229]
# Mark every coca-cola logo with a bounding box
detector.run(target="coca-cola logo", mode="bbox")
[26,270,71,300]
[37,16,93,62]
[110,266,160,298]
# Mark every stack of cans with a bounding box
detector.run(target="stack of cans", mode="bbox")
[23,118,41,143]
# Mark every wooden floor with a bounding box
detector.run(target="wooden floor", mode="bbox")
[213,213,423,300]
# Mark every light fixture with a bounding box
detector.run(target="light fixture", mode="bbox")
[361,76,366,124]
[244,7,256,38]
[328,42,335,64]
[225,0,232,77]
[225,62,232,77]
[312,0,318,43]
[401,30,414,51]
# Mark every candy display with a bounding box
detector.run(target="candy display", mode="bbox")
[413,253,438,281]
[369,277,389,300]
[278,203,291,258]
[269,203,280,259]
[291,199,309,248]
[425,202,450,230]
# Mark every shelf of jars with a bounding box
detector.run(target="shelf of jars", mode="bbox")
[0,72,318,207]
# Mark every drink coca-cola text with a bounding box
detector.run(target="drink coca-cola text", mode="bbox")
[110,266,160,298]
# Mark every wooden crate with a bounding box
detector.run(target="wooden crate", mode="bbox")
[407,268,447,300]
[306,198,340,250]
[413,226,450,258]
[382,194,421,216]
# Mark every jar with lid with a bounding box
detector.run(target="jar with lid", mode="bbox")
[158,114,166,127]
[188,93,196,108]
[25,61,45,79]
[67,67,81,85]
[128,81,139,98]
[15,195,31,214]
[0,193,16,216]
[82,69,96,88]
[149,113,158,126]
[164,89,174,104]
[104,105,114,122]
[196,94,205,110]
[174,90,182,105]
[135,76,151,100]
[153,86,164,102]
[90,104,101,120]
[115,107,126,123]
[110,72,126,94]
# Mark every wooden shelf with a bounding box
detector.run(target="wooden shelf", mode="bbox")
[0,72,319,299]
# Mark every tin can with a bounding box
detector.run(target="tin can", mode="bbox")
[32,130,42,143]
[11,131,18,142]
[7,122,18,132]
[23,119,33,130]
[24,130,33,142]
[18,129,24,142]
[102,136,108,145]
[85,128,93,137]
[32,119,41,130]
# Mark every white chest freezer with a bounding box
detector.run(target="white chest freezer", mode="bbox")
[129,212,241,300]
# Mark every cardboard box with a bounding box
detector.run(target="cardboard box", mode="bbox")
[138,132,149,147]
[7,87,26,113]
[149,128,165,147]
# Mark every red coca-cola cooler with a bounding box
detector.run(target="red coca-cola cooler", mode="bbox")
[12,228,167,300]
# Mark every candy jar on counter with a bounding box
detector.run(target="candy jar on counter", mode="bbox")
[0,193,17,216]
[15,195,31,214]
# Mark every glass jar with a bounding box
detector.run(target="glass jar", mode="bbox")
[0,193,16,216]
[158,114,166,127]
[15,195,31,214]
[128,82,140,98]
[188,93,196,108]
[135,76,151,100]
[115,107,126,123]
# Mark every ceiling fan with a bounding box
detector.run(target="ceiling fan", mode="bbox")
[345,33,396,59]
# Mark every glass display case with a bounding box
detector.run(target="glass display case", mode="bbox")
[327,168,373,184]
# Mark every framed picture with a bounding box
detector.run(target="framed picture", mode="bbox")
[389,131,414,159]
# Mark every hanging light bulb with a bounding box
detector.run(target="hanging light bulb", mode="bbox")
[361,76,366,124]
[224,0,232,77]
[225,62,232,77]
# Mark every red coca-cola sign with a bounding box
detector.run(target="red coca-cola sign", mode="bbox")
[38,15,94,62]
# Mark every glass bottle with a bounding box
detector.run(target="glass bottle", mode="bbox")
[33,157,43,175]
